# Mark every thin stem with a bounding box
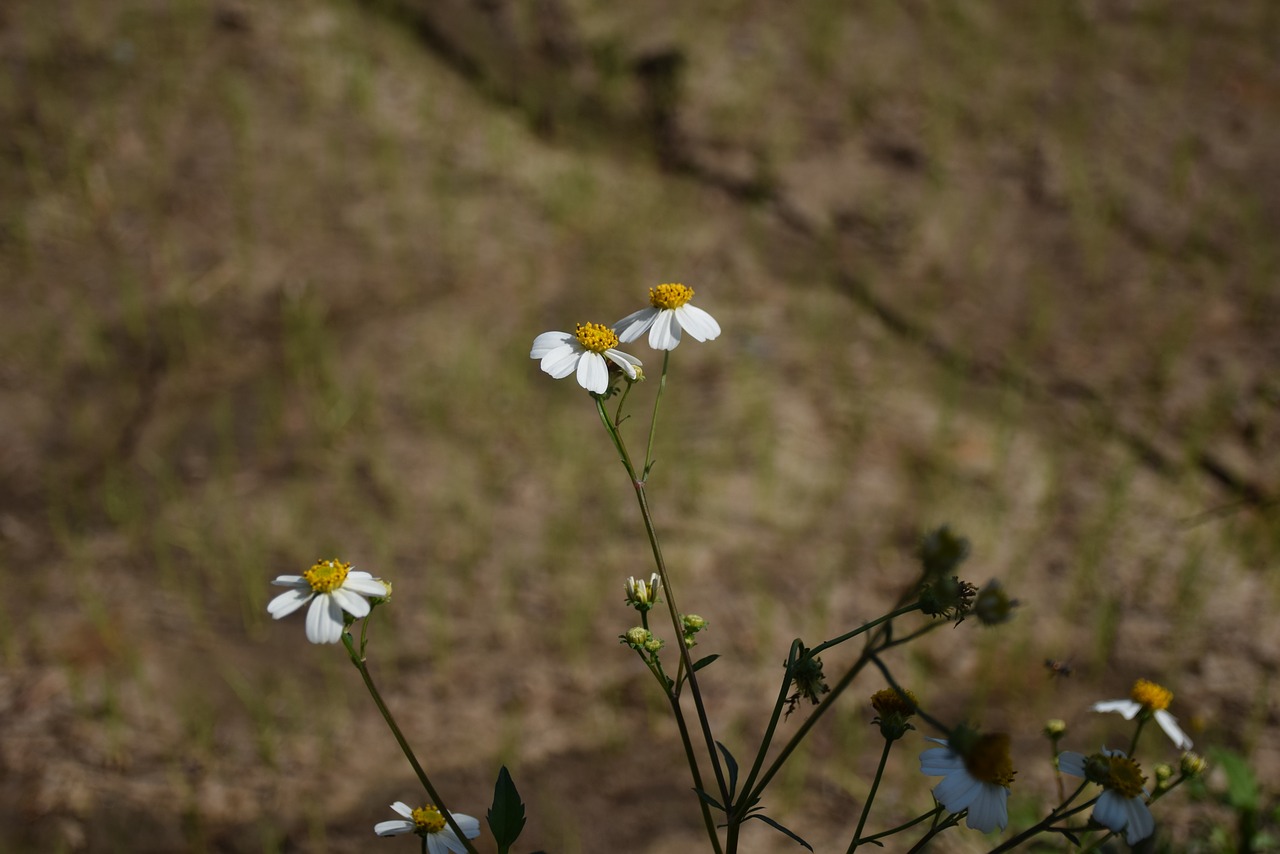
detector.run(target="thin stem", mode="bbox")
[810,603,923,656]
[642,351,671,480]
[342,633,478,854]
[735,640,804,813]
[847,736,894,852]
[668,691,726,854]
[986,783,1093,853]
[906,811,961,852]
[1128,717,1148,757]
[855,806,943,845]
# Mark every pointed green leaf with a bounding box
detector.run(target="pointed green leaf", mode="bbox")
[692,654,720,672]
[486,766,526,854]
[745,813,814,851]
[692,787,725,812]
[715,741,739,801]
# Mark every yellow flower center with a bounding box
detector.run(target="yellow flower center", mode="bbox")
[411,805,447,833]
[963,733,1016,787]
[302,558,351,594]
[1105,754,1147,799]
[575,322,619,353]
[1131,678,1173,711]
[649,283,694,310]
[870,687,918,718]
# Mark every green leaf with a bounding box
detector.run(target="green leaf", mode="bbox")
[486,765,527,854]
[745,813,814,851]
[716,741,739,801]
[692,787,725,812]
[692,654,720,672]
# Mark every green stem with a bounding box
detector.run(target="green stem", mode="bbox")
[847,736,894,852]
[668,690,726,854]
[1128,717,1148,757]
[810,603,923,656]
[735,640,804,816]
[906,810,961,852]
[855,806,943,845]
[642,351,671,480]
[986,783,1093,853]
[342,633,477,854]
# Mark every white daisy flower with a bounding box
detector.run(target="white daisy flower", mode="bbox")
[266,558,388,644]
[530,322,642,394]
[1092,678,1192,750]
[374,801,481,853]
[614,283,721,351]
[1058,748,1155,844]
[624,573,661,611]
[918,728,1014,833]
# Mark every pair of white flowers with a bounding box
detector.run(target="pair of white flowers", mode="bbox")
[920,679,1191,843]
[530,283,720,394]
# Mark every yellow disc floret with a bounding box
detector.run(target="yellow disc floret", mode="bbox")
[575,322,619,353]
[871,687,918,718]
[649,283,694,309]
[963,733,1016,787]
[1131,678,1173,712]
[303,558,351,594]
[411,805,447,833]
[1104,754,1147,799]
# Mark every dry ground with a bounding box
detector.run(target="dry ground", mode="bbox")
[1,0,1279,851]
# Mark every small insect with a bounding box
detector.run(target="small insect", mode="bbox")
[1044,658,1074,679]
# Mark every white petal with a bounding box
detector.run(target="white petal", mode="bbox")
[1155,710,1193,750]
[674,303,721,341]
[267,588,314,619]
[1056,751,1087,778]
[390,802,414,818]
[647,309,682,350]
[920,746,964,775]
[540,345,580,379]
[603,349,640,378]
[427,830,467,854]
[344,574,389,597]
[305,594,345,644]
[965,784,1009,832]
[1092,699,1142,719]
[374,820,415,836]
[614,307,658,343]
[1122,796,1155,843]
[331,587,372,618]
[450,814,481,839]
[575,351,608,393]
[270,575,309,587]
[531,330,574,358]
[934,771,983,812]
[1092,790,1128,834]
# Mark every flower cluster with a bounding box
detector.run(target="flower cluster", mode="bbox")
[530,284,719,393]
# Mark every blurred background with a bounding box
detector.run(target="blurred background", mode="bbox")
[2,0,1278,850]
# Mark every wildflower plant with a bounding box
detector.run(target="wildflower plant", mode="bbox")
[263,283,1202,852]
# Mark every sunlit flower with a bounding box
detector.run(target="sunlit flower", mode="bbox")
[1058,748,1154,844]
[1092,679,1192,750]
[614,283,720,350]
[531,323,642,394]
[919,728,1014,832]
[374,801,481,853]
[267,558,388,644]
[624,574,662,611]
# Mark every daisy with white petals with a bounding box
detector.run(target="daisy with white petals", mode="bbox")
[267,558,388,644]
[1058,748,1155,844]
[531,322,642,394]
[614,283,721,350]
[1092,678,1192,750]
[374,801,481,853]
[918,728,1014,833]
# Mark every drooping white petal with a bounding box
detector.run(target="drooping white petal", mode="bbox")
[1154,709,1193,750]
[575,351,608,393]
[920,744,965,775]
[1120,794,1155,843]
[331,587,372,618]
[964,784,1009,832]
[270,575,310,587]
[933,770,983,812]
[343,573,390,598]
[1093,790,1153,842]
[647,309,682,350]
[450,814,482,839]
[1056,751,1087,777]
[540,346,581,379]
[531,331,575,358]
[603,348,641,379]
[374,819,415,836]
[390,802,415,818]
[674,303,721,341]
[305,594,345,644]
[427,830,467,854]
[614,307,658,343]
[1092,699,1142,719]
[267,587,314,619]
